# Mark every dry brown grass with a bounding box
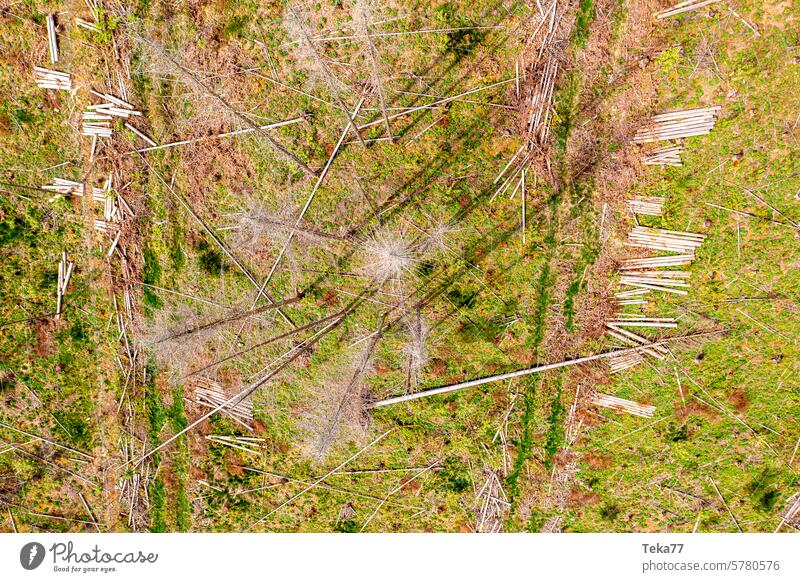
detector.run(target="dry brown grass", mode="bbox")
[131,23,252,134]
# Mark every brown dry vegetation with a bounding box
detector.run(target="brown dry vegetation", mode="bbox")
[2,0,797,535]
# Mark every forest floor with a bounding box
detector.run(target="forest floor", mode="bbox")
[0,0,798,533]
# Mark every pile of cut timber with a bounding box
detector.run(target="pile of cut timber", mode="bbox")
[56,251,74,320]
[43,178,106,203]
[614,287,651,306]
[103,190,118,222]
[33,67,71,90]
[627,196,664,216]
[605,322,669,372]
[619,254,695,269]
[82,111,113,139]
[615,254,696,307]
[46,14,59,64]
[625,227,706,253]
[643,145,684,166]
[655,0,720,19]
[606,349,644,373]
[82,93,142,158]
[618,269,691,296]
[205,435,263,455]
[591,393,655,418]
[44,174,130,241]
[194,377,253,430]
[98,174,130,227]
[609,233,704,372]
[94,219,115,233]
[527,56,558,144]
[607,316,678,329]
[633,107,720,143]
[88,90,141,119]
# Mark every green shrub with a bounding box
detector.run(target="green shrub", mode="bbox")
[746,469,782,512]
[196,240,226,275]
[334,519,358,533]
[600,502,621,521]
[438,456,470,493]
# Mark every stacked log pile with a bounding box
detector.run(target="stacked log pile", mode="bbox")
[591,393,655,418]
[633,107,720,143]
[194,377,254,430]
[33,67,71,90]
[627,196,665,216]
[643,145,684,166]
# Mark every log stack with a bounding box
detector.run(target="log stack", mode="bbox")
[591,393,656,418]
[56,251,74,320]
[33,67,71,90]
[643,145,684,166]
[627,196,665,216]
[194,377,254,430]
[633,107,720,143]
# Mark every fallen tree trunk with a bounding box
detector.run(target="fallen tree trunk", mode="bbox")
[367,331,720,408]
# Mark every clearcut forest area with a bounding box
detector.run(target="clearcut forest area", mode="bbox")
[0,0,798,533]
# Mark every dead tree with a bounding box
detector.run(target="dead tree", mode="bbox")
[354,0,393,140]
[133,150,296,327]
[285,5,366,146]
[153,293,304,344]
[131,30,316,176]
